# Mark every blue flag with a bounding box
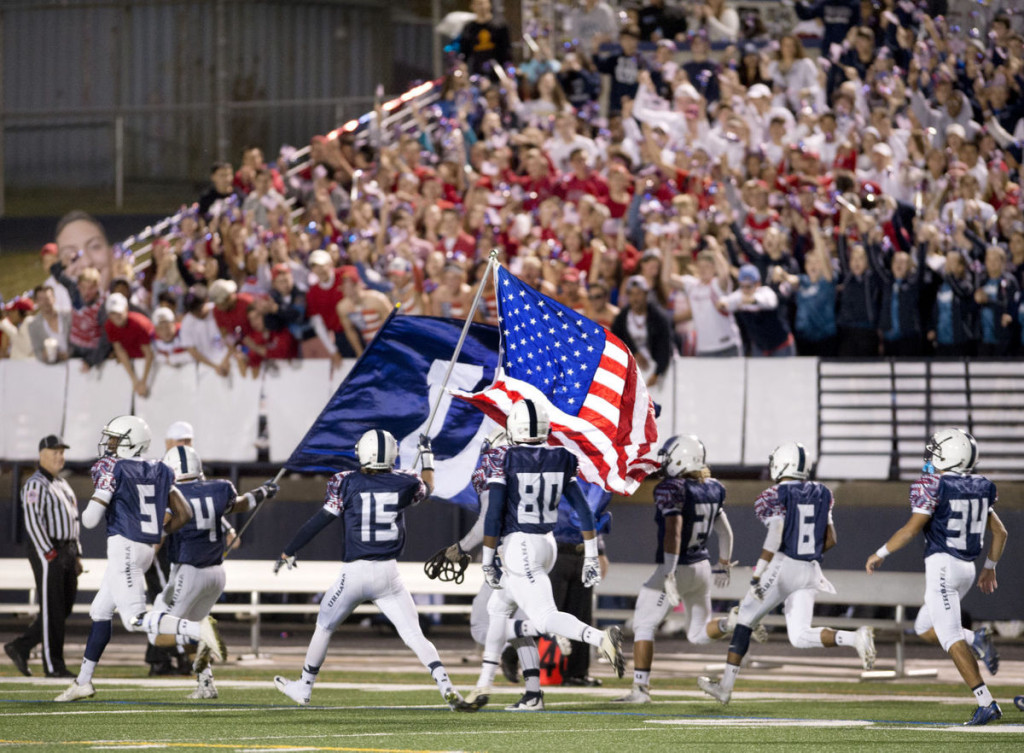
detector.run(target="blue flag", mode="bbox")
[284,315,501,509]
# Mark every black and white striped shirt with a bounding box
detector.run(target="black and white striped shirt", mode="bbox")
[22,469,81,558]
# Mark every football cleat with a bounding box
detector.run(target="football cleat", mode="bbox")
[192,643,212,675]
[964,701,1001,726]
[463,687,491,711]
[55,680,95,703]
[1014,695,1023,712]
[855,626,876,670]
[971,626,999,675]
[598,626,625,678]
[612,686,651,704]
[554,634,573,656]
[274,676,310,706]
[4,642,31,677]
[506,690,544,711]
[698,676,731,705]
[187,674,218,700]
[500,645,520,683]
[443,688,476,712]
[197,617,226,664]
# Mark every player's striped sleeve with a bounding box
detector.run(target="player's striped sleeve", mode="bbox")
[90,456,118,503]
[322,472,348,516]
[754,485,783,525]
[910,473,941,515]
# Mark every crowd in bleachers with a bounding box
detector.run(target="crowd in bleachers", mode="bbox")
[3,0,1024,385]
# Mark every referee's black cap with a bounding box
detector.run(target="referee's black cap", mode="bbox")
[39,434,70,451]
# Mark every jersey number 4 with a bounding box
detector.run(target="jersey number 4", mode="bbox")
[187,497,219,543]
[516,472,564,526]
[359,492,399,543]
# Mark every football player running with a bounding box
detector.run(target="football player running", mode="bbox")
[698,442,875,705]
[56,416,225,702]
[153,445,279,699]
[426,427,551,711]
[272,430,473,711]
[477,399,625,710]
[866,428,1008,726]
[615,435,759,704]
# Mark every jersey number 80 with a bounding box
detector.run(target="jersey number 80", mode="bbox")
[515,472,564,526]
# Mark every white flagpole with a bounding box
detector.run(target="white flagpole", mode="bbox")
[414,248,500,467]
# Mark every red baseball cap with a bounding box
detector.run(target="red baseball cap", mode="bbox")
[271,263,291,280]
[338,265,360,282]
[40,243,58,258]
[7,297,35,313]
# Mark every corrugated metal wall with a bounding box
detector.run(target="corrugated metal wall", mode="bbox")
[1,0,435,188]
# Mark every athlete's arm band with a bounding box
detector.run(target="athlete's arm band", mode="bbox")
[875,544,890,559]
[983,558,998,570]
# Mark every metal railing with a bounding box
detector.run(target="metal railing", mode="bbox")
[123,79,443,273]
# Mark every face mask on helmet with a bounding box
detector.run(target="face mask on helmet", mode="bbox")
[661,434,706,477]
[769,442,809,482]
[925,427,977,473]
[98,415,152,459]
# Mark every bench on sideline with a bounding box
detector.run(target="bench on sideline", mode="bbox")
[0,559,925,675]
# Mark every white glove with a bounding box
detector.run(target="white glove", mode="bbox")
[664,572,681,607]
[273,554,296,574]
[482,563,502,589]
[582,556,602,587]
[444,543,464,563]
[712,560,738,589]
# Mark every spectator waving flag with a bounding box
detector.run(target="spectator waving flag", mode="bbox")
[452,266,660,495]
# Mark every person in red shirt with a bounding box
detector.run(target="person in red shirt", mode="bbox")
[242,304,297,374]
[304,248,348,368]
[104,293,154,397]
[557,148,609,204]
[209,279,254,346]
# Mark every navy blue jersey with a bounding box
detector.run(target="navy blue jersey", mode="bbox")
[324,469,427,562]
[653,477,726,565]
[91,455,176,544]
[168,479,237,568]
[911,472,996,562]
[489,445,579,536]
[755,480,834,562]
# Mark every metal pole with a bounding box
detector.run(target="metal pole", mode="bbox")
[214,0,229,161]
[222,467,286,558]
[114,116,124,209]
[431,0,442,79]
[415,248,500,467]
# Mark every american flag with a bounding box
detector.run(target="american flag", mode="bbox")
[452,266,660,495]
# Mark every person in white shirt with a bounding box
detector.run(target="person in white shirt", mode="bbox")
[544,111,599,173]
[668,246,742,357]
[179,285,232,376]
[151,307,192,368]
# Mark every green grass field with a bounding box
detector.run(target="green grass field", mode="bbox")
[2,669,1023,752]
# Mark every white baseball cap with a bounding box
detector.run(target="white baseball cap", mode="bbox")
[106,292,129,314]
[165,421,194,442]
[208,279,237,305]
[308,249,333,268]
[152,307,175,325]
[748,84,772,100]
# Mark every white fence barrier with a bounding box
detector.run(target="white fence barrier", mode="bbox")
[0,355,822,468]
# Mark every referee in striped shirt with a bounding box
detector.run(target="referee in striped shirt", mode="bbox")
[4,435,82,677]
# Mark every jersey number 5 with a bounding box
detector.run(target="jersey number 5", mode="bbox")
[516,472,564,526]
[359,492,399,543]
[137,484,159,535]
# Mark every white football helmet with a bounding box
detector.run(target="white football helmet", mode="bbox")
[99,415,152,459]
[769,442,810,481]
[483,427,509,451]
[356,429,399,471]
[661,434,706,478]
[507,399,550,444]
[925,427,978,473]
[163,445,204,482]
